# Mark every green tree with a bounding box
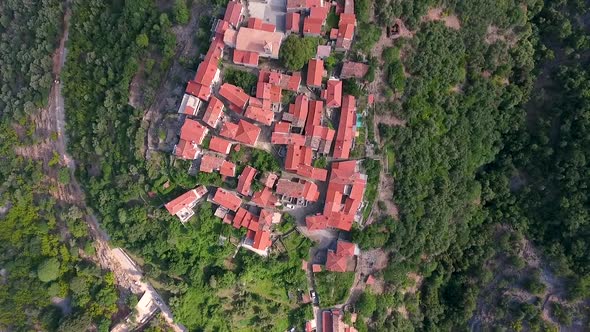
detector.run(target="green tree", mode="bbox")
[173,0,190,25]
[37,258,61,282]
[356,291,377,317]
[279,35,319,70]
[136,33,149,48]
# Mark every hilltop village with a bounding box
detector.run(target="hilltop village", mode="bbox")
[163,0,373,330]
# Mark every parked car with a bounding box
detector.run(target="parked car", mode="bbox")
[310,290,319,305]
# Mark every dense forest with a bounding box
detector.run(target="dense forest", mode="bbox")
[0,1,121,330]
[1,0,590,330]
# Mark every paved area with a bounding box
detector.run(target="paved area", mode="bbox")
[247,0,287,32]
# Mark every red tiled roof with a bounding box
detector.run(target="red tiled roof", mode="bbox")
[366,275,375,285]
[251,187,278,207]
[338,22,355,39]
[215,20,231,36]
[276,178,319,201]
[285,144,304,170]
[305,100,323,134]
[368,94,375,105]
[200,154,225,173]
[244,105,274,126]
[247,17,275,32]
[271,132,307,145]
[256,82,272,100]
[251,228,272,250]
[307,58,324,87]
[233,49,259,67]
[287,94,309,127]
[333,95,356,159]
[261,172,278,188]
[202,96,224,128]
[330,28,339,40]
[175,139,200,160]
[212,188,242,211]
[316,44,332,59]
[205,38,225,62]
[326,251,348,272]
[224,1,243,27]
[297,164,328,181]
[219,83,250,112]
[286,12,300,32]
[309,6,328,20]
[180,118,208,144]
[323,311,334,332]
[286,72,301,91]
[186,81,212,101]
[209,136,232,154]
[336,240,356,256]
[220,119,261,145]
[165,187,206,215]
[341,61,370,79]
[303,17,323,36]
[312,264,322,272]
[237,166,257,195]
[323,79,342,108]
[195,59,219,87]
[179,94,201,115]
[287,0,308,11]
[344,0,355,14]
[220,161,236,177]
[339,13,356,26]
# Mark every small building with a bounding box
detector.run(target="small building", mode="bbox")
[321,79,343,108]
[219,83,250,113]
[220,119,262,145]
[333,95,356,159]
[276,178,320,202]
[340,61,370,79]
[286,12,301,35]
[164,186,208,222]
[209,136,233,155]
[251,187,279,208]
[244,105,275,126]
[202,96,225,129]
[260,172,279,188]
[307,58,324,88]
[223,0,244,28]
[237,166,257,196]
[316,44,332,59]
[325,240,358,272]
[233,49,260,67]
[211,188,242,211]
[283,94,309,127]
[178,93,201,116]
[179,118,208,145]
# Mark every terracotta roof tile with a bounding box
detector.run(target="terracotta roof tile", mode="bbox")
[202,96,224,128]
[212,188,242,211]
[209,136,232,154]
[237,166,257,195]
[307,58,324,87]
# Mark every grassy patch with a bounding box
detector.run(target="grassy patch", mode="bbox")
[223,68,257,93]
[314,271,355,307]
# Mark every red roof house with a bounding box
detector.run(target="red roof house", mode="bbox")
[285,144,313,171]
[178,93,201,116]
[307,58,324,87]
[224,1,244,27]
[186,81,211,101]
[333,95,356,159]
[180,118,208,145]
[233,50,260,67]
[303,17,323,36]
[174,139,200,160]
[202,96,224,129]
[220,160,236,177]
[305,160,366,231]
[283,94,309,127]
[237,166,257,196]
[286,12,301,34]
[220,119,262,145]
[212,188,242,211]
[341,61,370,79]
[194,58,220,88]
[244,105,275,126]
[209,136,233,154]
[322,79,342,108]
[200,154,227,173]
[260,172,279,188]
[251,187,279,207]
[276,178,320,202]
[164,186,208,222]
[219,83,250,113]
[326,240,357,272]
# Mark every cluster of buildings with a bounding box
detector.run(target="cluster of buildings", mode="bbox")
[165,0,368,263]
